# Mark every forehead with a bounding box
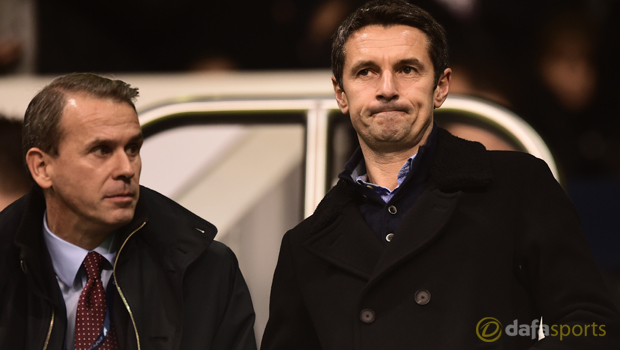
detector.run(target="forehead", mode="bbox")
[59,93,140,138]
[343,24,431,65]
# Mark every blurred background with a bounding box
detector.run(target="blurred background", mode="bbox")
[1,0,619,344]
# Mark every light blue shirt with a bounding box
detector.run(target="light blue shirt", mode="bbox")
[355,153,418,203]
[42,211,117,350]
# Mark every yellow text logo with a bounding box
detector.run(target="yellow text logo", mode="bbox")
[477,317,502,342]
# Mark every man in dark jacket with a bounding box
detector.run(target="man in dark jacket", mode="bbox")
[261,1,620,349]
[0,73,257,350]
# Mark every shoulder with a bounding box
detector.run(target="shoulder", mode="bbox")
[431,129,492,191]
[486,150,559,185]
[131,186,218,263]
[433,128,558,191]
[0,188,44,247]
[185,240,245,291]
[436,127,553,174]
[139,186,211,224]
[487,148,548,166]
[187,240,241,275]
[0,192,33,294]
[0,192,30,236]
[282,179,356,245]
[204,240,239,266]
[138,185,217,239]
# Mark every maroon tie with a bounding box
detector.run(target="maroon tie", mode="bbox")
[75,251,119,350]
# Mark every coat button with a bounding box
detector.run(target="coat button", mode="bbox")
[415,290,431,305]
[388,205,397,214]
[360,309,375,323]
[385,233,394,242]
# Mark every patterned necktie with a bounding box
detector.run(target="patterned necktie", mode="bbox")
[75,251,119,350]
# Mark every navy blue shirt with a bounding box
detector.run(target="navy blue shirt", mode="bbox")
[338,124,438,246]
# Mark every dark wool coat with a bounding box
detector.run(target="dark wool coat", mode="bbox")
[261,129,620,350]
[0,186,257,350]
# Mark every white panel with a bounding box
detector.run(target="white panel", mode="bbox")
[176,125,305,237]
[140,124,248,198]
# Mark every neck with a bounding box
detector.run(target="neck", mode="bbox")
[360,144,418,191]
[45,208,112,251]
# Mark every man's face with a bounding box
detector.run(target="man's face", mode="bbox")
[333,25,451,153]
[43,93,143,235]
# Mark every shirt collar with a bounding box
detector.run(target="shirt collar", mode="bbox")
[354,153,418,202]
[42,211,118,288]
[355,154,417,184]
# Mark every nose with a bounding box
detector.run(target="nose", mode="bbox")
[113,150,136,182]
[377,71,398,102]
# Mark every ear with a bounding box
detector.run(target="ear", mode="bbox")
[433,68,452,108]
[26,148,54,189]
[332,76,349,114]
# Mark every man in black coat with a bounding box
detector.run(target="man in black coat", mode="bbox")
[261,1,620,349]
[0,73,257,350]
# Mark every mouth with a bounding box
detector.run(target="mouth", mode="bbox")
[105,192,137,203]
[372,110,405,117]
[368,104,409,117]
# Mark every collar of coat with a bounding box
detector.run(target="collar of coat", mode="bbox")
[300,128,494,281]
[309,127,493,235]
[3,185,217,306]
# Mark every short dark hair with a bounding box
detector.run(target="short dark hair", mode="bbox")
[22,73,139,163]
[331,0,449,90]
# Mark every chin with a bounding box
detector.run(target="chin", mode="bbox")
[374,131,407,143]
[106,209,136,228]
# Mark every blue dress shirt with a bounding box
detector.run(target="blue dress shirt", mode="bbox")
[42,211,117,350]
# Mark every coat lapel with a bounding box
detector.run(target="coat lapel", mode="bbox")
[368,187,461,285]
[366,130,491,284]
[304,129,492,285]
[113,187,217,350]
[305,202,383,280]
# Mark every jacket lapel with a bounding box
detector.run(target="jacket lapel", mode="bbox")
[305,202,383,280]
[366,130,491,284]
[304,129,492,285]
[114,187,217,350]
[368,187,461,285]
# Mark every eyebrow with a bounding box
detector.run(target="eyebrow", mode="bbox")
[86,132,144,149]
[397,58,427,71]
[348,60,377,75]
[348,58,428,75]
[130,133,145,144]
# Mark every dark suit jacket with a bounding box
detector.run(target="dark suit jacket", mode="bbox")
[261,129,620,349]
[0,186,257,350]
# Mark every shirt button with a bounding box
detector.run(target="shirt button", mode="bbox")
[415,290,431,305]
[388,205,397,214]
[366,185,373,189]
[360,309,375,323]
[386,233,394,242]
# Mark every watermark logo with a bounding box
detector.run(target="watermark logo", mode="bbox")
[476,317,502,342]
[476,318,607,342]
